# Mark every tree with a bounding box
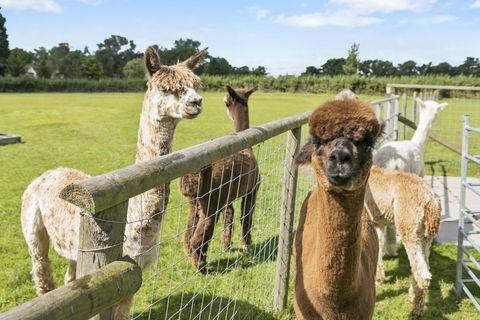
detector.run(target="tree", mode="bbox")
[251,66,267,76]
[123,58,144,78]
[343,43,360,75]
[80,56,103,80]
[33,47,52,78]
[202,57,234,75]
[359,59,397,76]
[457,57,480,76]
[157,38,201,66]
[430,62,453,76]
[95,35,139,77]
[0,8,9,76]
[397,60,419,76]
[321,58,345,76]
[6,48,33,76]
[302,66,321,76]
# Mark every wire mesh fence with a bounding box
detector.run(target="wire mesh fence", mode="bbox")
[456,115,480,312]
[127,132,312,319]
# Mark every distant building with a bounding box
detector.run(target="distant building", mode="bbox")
[26,66,37,78]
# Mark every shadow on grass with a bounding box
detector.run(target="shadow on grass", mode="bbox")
[377,243,469,319]
[207,235,279,275]
[133,293,276,320]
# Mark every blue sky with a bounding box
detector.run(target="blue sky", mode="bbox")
[1,0,480,75]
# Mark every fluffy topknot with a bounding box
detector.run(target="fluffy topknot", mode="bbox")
[309,100,381,142]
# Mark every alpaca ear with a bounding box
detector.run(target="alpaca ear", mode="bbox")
[144,46,161,79]
[245,86,258,99]
[226,85,240,101]
[181,48,208,70]
[415,98,425,109]
[438,102,448,111]
[296,140,314,165]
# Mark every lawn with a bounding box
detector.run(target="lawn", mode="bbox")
[0,92,478,319]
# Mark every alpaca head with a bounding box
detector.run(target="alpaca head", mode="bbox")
[143,46,208,121]
[297,100,382,191]
[224,85,258,122]
[335,89,358,101]
[415,98,448,123]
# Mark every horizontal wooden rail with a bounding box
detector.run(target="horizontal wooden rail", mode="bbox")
[60,112,311,214]
[0,258,142,320]
[398,115,461,154]
[387,83,480,92]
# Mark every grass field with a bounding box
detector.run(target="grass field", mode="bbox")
[0,92,479,319]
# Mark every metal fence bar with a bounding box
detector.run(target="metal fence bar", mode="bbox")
[456,115,480,314]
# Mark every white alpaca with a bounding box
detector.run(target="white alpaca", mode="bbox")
[373,98,447,257]
[21,47,206,314]
[373,98,448,177]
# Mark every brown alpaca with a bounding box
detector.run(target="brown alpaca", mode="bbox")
[294,100,382,320]
[365,166,441,318]
[179,86,260,273]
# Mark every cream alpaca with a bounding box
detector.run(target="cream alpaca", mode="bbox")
[365,166,441,318]
[21,47,207,299]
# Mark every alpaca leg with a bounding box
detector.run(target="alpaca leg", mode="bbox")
[22,206,56,295]
[183,201,200,255]
[113,295,133,320]
[375,225,386,284]
[222,204,234,251]
[64,260,77,284]
[385,225,398,256]
[404,242,431,317]
[189,206,217,273]
[240,187,258,253]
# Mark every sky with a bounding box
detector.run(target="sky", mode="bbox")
[1,0,480,75]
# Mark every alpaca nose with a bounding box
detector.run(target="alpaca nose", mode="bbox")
[191,97,202,106]
[328,147,352,166]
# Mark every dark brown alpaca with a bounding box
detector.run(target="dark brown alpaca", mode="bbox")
[294,100,382,319]
[179,85,260,272]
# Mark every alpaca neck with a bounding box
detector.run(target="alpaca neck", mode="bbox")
[135,106,179,162]
[124,101,179,269]
[234,108,249,132]
[314,186,365,299]
[410,113,435,150]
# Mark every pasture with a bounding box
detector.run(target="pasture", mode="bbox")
[0,92,478,319]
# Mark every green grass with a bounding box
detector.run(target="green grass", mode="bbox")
[0,92,478,319]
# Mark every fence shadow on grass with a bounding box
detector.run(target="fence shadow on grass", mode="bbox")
[377,243,464,319]
[133,293,276,320]
[207,235,279,275]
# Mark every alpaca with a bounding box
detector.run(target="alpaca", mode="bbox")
[294,99,382,319]
[21,46,207,297]
[179,85,260,273]
[365,166,441,318]
[373,98,448,177]
[335,88,358,100]
[373,98,446,257]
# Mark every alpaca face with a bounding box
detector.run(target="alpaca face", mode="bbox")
[143,46,207,121]
[416,98,448,123]
[296,99,382,191]
[223,85,258,123]
[311,135,374,191]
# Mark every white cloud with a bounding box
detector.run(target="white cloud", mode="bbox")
[79,0,105,6]
[424,14,457,24]
[332,0,437,13]
[277,10,382,28]
[472,1,480,8]
[248,6,269,20]
[0,0,61,12]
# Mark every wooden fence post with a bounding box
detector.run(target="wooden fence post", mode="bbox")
[60,187,129,320]
[274,126,302,312]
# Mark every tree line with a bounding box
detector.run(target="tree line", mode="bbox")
[303,43,480,77]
